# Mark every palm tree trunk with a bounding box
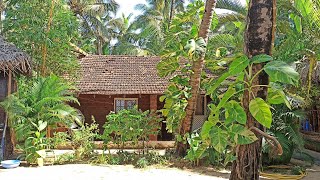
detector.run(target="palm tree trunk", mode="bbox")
[169,0,175,24]
[96,37,103,55]
[176,0,217,156]
[230,0,277,179]
[0,0,3,34]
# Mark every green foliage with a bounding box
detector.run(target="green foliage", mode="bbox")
[159,83,189,133]
[3,0,80,76]
[17,127,48,163]
[249,98,272,128]
[1,75,81,142]
[0,75,81,163]
[55,153,75,164]
[71,122,99,160]
[90,151,167,168]
[49,132,70,149]
[264,61,300,86]
[132,0,187,55]
[262,104,307,165]
[206,55,249,95]
[135,157,149,168]
[267,84,291,108]
[251,54,273,64]
[184,53,300,164]
[102,107,162,150]
[225,100,246,125]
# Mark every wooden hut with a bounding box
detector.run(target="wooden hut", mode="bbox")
[0,36,31,160]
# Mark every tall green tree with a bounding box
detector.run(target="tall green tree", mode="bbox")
[3,0,80,76]
[112,14,145,55]
[68,0,120,55]
[133,0,185,55]
[176,0,217,156]
[230,0,277,179]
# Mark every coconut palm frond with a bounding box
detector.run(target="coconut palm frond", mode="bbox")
[0,75,81,141]
[216,0,247,15]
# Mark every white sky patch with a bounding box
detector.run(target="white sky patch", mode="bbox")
[116,0,247,19]
[116,0,146,18]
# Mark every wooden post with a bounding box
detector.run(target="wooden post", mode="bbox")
[149,95,158,141]
[7,71,11,96]
[5,71,14,158]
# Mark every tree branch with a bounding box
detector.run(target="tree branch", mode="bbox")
[250,127,283,155]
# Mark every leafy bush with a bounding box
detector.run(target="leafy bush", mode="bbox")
[101,107,162,150]
[0,75,81,163]
[71,122,99,160]
[55,153,75,164]
[90,151,167,168]
[262,104,306,165]
[49,132,70,149]
[135,157,149,168]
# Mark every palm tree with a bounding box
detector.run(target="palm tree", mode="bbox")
[133,0,185,55]
[229,0,277,179]
[68,0,120,55]
[176,0,217,156]
[111,14,145,55]
[0,75,82,142]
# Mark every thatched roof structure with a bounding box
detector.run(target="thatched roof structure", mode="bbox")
[0,36,31,74]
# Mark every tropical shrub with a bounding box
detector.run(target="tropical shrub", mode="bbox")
[71,121,99,160]
[46,121,99,161]
[262,104,307,165]
[101,107,162,150]
[0,75,81,163]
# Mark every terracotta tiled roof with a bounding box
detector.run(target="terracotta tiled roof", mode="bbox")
[77,55,170,95]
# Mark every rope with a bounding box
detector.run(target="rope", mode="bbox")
[260,172,306,180]
[261,165,306,180]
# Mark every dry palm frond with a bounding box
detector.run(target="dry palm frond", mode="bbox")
[0,36,31,75]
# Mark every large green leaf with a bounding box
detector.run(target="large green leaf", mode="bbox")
[37,121,47,132]
[250,54,273,64]
[201,121,214,139]
[206,55,249,95]
[216,86,236,110]
[225,100,247,125]
[210,127,228,153]
[249,98,272,128]
[267,86,291,109]
[264,61,299,86]
[228,55,250,75]
[184,38,206,58]
[229,124,258,145]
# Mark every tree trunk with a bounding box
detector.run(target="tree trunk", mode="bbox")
[96,35,104,55]
[3,127,13,159]
[41,0,55,76]
[169,0,175,24]
[176,0,217,156]
[230,0,277,179]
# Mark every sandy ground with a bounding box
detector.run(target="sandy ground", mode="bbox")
[0,163,320,180]
[0,164,229,180]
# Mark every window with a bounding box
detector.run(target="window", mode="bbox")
[195,95,206,115]
[114,98,138,113]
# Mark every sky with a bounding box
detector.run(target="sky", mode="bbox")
[116,0,247,18]
[116,0,146,17]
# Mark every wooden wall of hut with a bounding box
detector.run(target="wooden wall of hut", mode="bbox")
[0,72,14,160]
[0,73,8,127]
